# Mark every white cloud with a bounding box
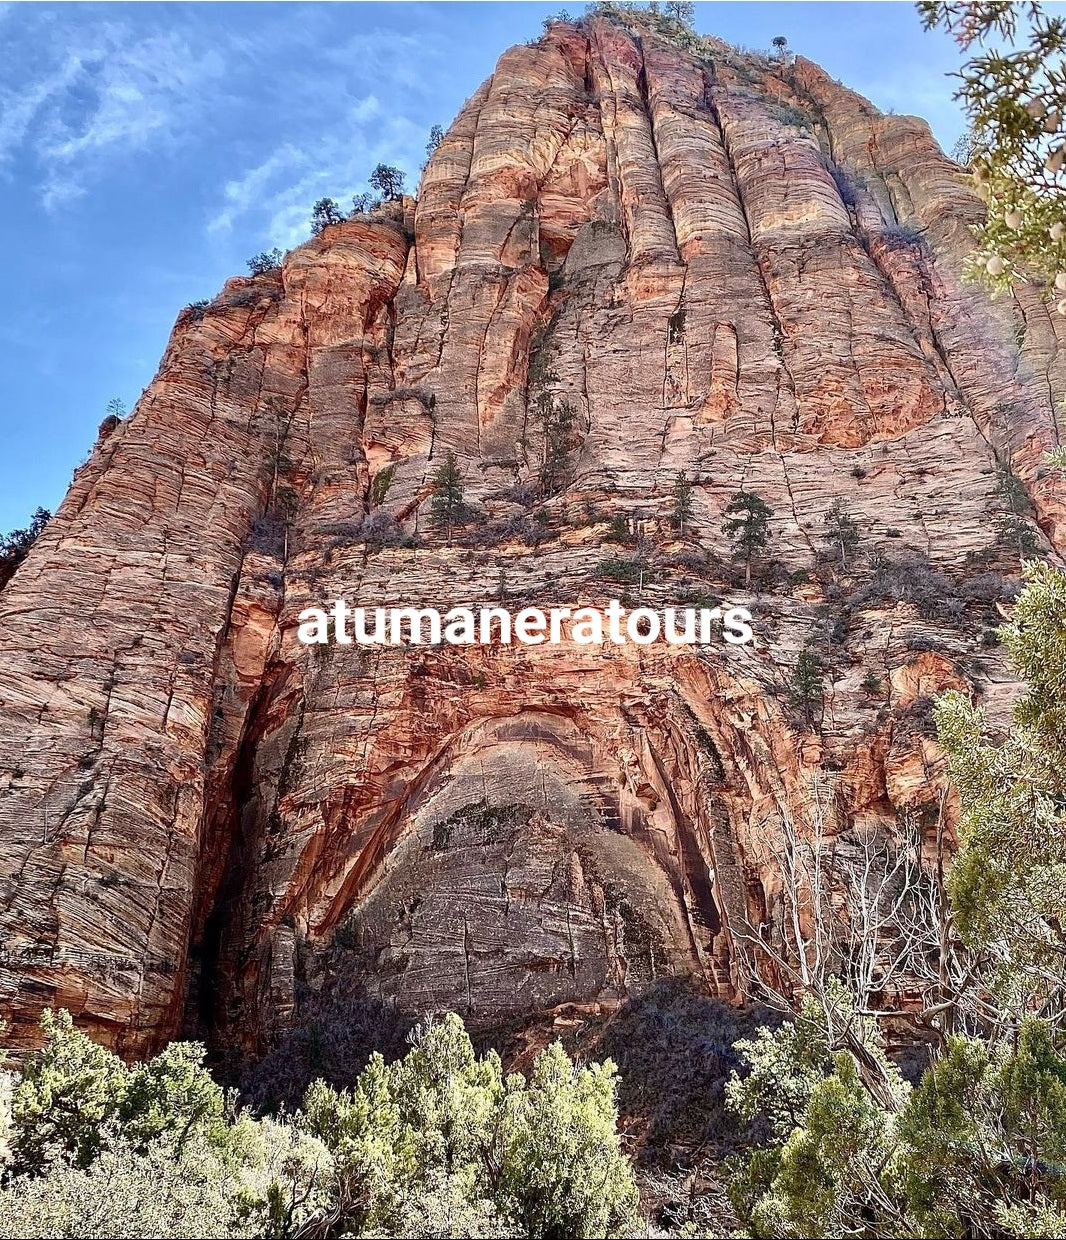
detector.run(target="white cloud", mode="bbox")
[220,103,424,251]
[0,53,85,166]
[207,143,307,236]
[0,3,442,239]
[0,14,227,208]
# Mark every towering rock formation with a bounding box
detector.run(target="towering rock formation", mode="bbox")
[1,15,1063,1059]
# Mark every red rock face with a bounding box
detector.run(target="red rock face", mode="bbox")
[1,18,1064,1057]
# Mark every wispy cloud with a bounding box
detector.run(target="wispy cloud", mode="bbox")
[0,12,227,209]
[0,4,443,244]
[202,21,435,248]
[206,95,429,249]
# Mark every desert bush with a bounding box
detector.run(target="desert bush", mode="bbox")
[845,550,975,625]
[358,512,415,549]
[499,480,541,508]
[604,513,637,544]
[9,1010,233,1177]
[590,980,776,1156]
[458,514,556,549]
[371,463,397,507]
[224,287,268,310]
[597,556,648,585]
[300,1013,640,1238]
[878,223,925,252]
[895,694,939,739]
[0,1135,249,1239]
[2,1008,640,1239]
[248,515,287,558]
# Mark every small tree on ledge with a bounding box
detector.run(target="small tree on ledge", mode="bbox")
[671,470,695,534]
[722,490,773,588]
[369,163,406,202]
[310,198,345,235]
[430,449,464,538]
[790,645,824,727]
[822,497,860,570]
[247,248,284,276]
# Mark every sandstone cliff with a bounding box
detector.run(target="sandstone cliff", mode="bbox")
[1,15,1063,1059]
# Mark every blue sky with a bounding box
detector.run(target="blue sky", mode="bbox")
[0,1,968,534]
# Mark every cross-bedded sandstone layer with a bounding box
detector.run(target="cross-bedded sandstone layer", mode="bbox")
[1,17,1064,1057]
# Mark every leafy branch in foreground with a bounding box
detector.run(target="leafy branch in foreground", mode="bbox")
[921,2,1066,297]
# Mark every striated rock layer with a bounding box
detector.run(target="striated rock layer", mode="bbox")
[1,17,1064,1057]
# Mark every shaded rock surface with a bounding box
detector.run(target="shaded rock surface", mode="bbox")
[0,17,1063,1057]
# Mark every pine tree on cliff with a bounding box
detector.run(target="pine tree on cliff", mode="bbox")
[430,450,464,539]
[822,498,860,570]
[722,490,773,587]
[789,646,824,727]
[369,163,405,202]
[310,197,345,235]
[0,507,50,592]
[671,470,695,534]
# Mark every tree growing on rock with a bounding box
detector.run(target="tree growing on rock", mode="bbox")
[246,248,283,275]
[821,497,860,569]
[310,197,345,235]
[670,471,695,534]
[994,461,1040,559]
[430,449,465,538]
[664,1,696,29]
[789,645,824,727]
[722,490,773,587]
[537,393,577,495]
[425,124,444,159]
[369,163,406,201]
[0,507,50,591]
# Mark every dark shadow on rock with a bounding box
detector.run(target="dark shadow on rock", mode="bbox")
[238,994,413,1113]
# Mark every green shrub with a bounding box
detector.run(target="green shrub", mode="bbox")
[0,1136,248,1239]
[10,1010,131,1174]
[3,1009,639,1238]
[371,463,397,507]
[597,556,648,585]
[301,1013,639,1238]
